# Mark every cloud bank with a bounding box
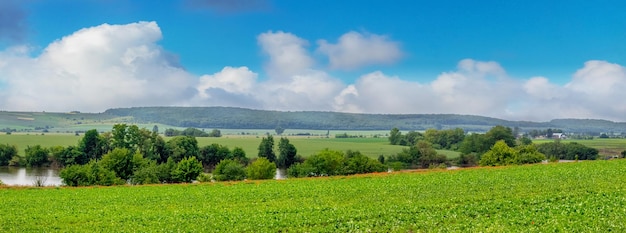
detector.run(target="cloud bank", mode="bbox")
[1,22,626,121]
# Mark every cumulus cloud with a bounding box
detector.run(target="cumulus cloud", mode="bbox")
[317,31,402,70]
[0,0,27,42]
[0,21,195,112]
[257,31,315,79]
[2,22,626,122]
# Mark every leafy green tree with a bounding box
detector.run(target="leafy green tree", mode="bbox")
[275,126,285,135]
[25,145,49,167]
[208,129,222,137]
[181,128,209,137]
[459,133,488,154]
[246,157,276,180]
[304,149,345,176]
[80,129,103,160]
[485,125,516,148]
[416,141,447,168]
[514,144,546,164]
[277,137,297,169]
[60,161,122,187]
[231,147,249,165]
[479,140,517,166]
[99,148,144,180]
[131,160,161,185]
[166,136,199,162]
[0,144,18,166]
[287,162,316,178]
[57,146,87,166]
[258,135,276,162]
[198,143,231,168]
[343,150,386,175]
[213,159,246,181]
[389,128,402,145]
[152,125,159,134]
[172,156,203,183]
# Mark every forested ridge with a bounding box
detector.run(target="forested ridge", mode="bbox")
[104,107,626,133]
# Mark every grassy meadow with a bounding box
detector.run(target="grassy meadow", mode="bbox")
[1,133,458,159]
[2,160,626,232]
[534,138,626,156]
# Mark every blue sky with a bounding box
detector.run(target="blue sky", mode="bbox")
[1,0,625,121]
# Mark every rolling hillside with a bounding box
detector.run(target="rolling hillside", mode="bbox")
[2,107,626,134]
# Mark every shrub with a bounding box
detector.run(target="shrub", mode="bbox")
[196,173,212,183]
[172,156,203,183]
[213,159,246,181]
[60,161,122,187]
[246,157,276,180]
[131,161,161,185]
[287,163,316,178]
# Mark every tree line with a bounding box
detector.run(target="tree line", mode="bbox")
[385,125,600,168]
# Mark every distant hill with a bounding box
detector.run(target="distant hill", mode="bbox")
[103,107,626,134]
[2,107,625,134]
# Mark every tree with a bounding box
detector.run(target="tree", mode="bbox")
[485,125,516,148]
[208,129,221,137]
[60,161,122,186]
[275,126,285,135]
[80,129,102,161]
[198,143,231,168]
[172,156,203,183]
[231,147,249,165]
[343,150,386,175]
[152,125,159,134]
[246,157,276,180]
[99,148,144,180]
[257,135,276,162]
[25,145,49,167]
[277,137,297,169]
[0,144,18,166]
[213,159,246,181]
[303,149,345,176]
[389,128,402,145]
[479,140,517,166]
[166,136,199,162]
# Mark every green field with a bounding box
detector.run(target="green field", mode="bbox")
[0,134,459,159]
[2,160,626,232]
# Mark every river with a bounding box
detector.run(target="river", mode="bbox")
[0,167,63,186]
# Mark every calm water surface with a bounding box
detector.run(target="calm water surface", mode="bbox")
[0,167,63,186]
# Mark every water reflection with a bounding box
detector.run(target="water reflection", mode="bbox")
[275,168,287,180]
[0,167,63,186]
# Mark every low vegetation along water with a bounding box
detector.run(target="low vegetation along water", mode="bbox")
[2,160,626,232]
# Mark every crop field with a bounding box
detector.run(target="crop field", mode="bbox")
[0,133,459,159]
[2,160,626,232]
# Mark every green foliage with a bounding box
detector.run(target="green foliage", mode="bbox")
[388,128,402,145]
[485,125,516,147]
[172,156,203,183]
[79,129,103,160]
[276,137,297,169]
[166,136,199,162]
[537,141,598,160]
[0,144,18,166]
[257,135,276,162]
[456,153,478,167]
[231,147,249,165]
[423,128,465,150]
[99,148,144,180]
[480,140,546,166]
[287,162,316,178]
[303,149,345,176]
[24,145,49,167]
[343,150,387,175]
[213,159,246,181]
[131,160,161,185]
[275,126,285,135]
[387,141,447,169]
[479,140,518,166]
[60,161,122,186]
[55,145,86,166]
[198,143,232,168]
[196,173,212,183]
[246,157,276,180]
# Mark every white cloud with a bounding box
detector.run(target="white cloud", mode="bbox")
[0,21,195,112]
[317,31,402,70]
[2,22,626,122]
[257,31,314,79]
